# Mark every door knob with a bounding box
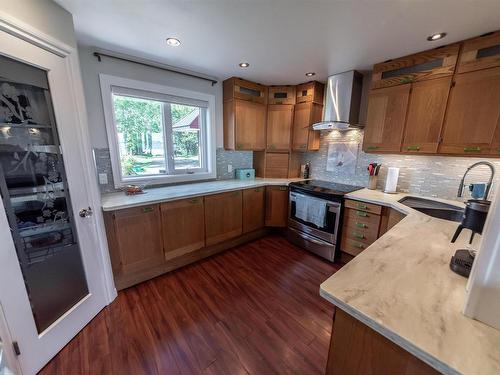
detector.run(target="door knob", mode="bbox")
[79,207,93,218]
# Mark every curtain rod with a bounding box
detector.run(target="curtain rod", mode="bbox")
[93,52,218,86]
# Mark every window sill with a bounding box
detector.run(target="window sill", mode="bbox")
[116,171,216,188]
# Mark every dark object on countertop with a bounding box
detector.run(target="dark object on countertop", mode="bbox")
[450,249,475,278]
[450,199,490,243]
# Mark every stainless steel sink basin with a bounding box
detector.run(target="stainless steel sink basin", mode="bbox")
[398,196,464,222]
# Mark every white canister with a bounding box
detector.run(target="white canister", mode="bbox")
[384,167,399,194]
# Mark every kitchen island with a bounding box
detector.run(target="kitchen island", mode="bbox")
[320,189,500,375]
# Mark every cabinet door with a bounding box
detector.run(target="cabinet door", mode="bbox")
[243,187,265,233]
[267,104,294,151]
[363,84,410,153]
[205,191,242,246]
[235,99,266,150]
[440,67,500,155]
[265,152,289,178]
[292,102,322,151]
[265,186,289,227]
[161,197,205,261]
[110,205,164,275]
[402,77,451,153]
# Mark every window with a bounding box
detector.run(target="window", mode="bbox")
[100,75,216,187]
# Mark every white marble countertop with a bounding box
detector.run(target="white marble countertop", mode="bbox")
[101,178,302,211]
[321,189,500,375]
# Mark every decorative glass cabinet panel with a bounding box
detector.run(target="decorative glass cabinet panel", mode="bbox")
[0,55,89,333]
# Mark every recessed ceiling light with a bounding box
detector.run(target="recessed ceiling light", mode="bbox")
[239,62,250,68]
[305,72,316,77]
[166,37,181,47]
[427,32,447,41]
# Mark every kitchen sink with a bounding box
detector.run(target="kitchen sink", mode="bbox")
[398,196,464,222]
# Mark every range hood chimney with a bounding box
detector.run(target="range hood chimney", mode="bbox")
[313,70,363,131]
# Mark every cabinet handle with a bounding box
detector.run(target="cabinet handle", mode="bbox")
[464,146,481,152]
[188,198,199,204]
[400,76,414,84]
[142,207,154,213]
[299,144,306,149]
[356,203,367,209]
[367,145,379,151]
[356,222,367,228]
[279,186,288,191]
[356,211,368,217]
[495,147,500,153]
[236,144,243,150]
[406,145,421,151]
[355,243,365,249]
[269,144,276,150]
[353,232,365,240]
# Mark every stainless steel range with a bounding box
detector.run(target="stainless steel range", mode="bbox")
[287,180,363,262]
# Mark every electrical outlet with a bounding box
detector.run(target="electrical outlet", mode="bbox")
[98,173,108,185]
[227,164,233,173]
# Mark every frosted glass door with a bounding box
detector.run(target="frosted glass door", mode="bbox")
[0,55,89,333]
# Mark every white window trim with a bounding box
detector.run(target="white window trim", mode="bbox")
[99,74,216,188]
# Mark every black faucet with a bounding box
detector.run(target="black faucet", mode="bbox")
[457,161,496,200]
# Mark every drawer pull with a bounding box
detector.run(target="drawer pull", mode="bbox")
[464,146,481,152]
[356,203,367,209]
[366,145,378,151]
[188,198,199,204]
[406,145,420,151]
[496,147,500,152]
[356,211,368,217]
[142,207,154,213]
[356,222,367,228]
[353,232,365,240]
[355,243,365,249]
[279,186,287,191]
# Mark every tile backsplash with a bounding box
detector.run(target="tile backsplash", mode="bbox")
[302,129,500,201]
[93,147,253,193]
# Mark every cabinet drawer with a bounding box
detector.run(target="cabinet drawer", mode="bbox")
[345,199,382,215]
[296,81,324,104]
[344,208,381,229]
[342,238,369,256]
[343,222,379,243]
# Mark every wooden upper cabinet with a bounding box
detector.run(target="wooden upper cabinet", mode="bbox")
[265,186,289,227]
[242,187,265,234]
[161,197,205,261]
[205,191,242,246]
[267,104,294,151]
[265,152,289,178]
[224,99,266,151]
[371,44,460,89]
[402,77,452,153]
[292,102,322,152]
[296,81,324,104]
[268,85,296,105]
[440,67,500,155]
[223,77,267,104]
[458,31,500,74]
[363,84,410,153]
[106,205,164,276]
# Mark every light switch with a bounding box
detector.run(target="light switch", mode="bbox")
[227,164,233,173]
[98,173,108,185]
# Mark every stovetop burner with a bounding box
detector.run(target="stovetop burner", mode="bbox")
[289,180,363,200]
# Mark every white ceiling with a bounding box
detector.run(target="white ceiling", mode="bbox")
[56,0,500,85]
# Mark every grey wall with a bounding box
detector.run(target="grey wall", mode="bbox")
[303,129,500,200]
[0,0,77,48]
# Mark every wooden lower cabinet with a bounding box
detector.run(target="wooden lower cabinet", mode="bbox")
[104,204,164,281]
[326,309,439,374]
[243,187,265,233]
[205,191,243,246]
[341,199,405,257]
[265,186,289,227]
[161,197,205,261]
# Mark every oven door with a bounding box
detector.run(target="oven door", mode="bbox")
[288,192,341,244]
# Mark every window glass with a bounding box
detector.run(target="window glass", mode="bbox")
[171,104,202,170]
[112,94,166,177]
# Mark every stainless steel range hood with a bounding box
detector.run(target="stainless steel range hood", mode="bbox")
[313,70,363,131]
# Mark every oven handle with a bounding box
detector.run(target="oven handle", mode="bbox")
[288,227,334,246]
[289,192,341,212]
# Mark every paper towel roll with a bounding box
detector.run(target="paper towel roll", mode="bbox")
[384,167,399,194]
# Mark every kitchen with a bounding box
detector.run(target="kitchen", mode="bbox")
[0,1,500,374]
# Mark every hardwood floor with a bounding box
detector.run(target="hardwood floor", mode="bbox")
[39,235,342,375]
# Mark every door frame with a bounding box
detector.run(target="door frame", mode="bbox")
[0,10,117,374]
